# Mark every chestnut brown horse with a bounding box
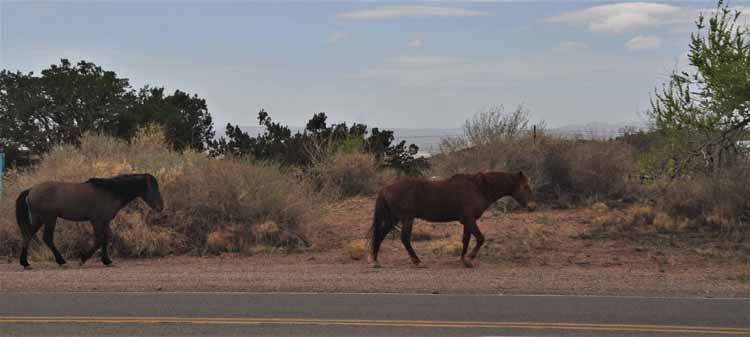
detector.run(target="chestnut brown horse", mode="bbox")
[368,171,536,268]
[15,173,164,269]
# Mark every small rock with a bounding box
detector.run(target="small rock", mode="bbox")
[591,202,609,212]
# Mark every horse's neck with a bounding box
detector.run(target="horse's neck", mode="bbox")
[481,193,506,211]
[115,193,140,210]
[481,177,514,204]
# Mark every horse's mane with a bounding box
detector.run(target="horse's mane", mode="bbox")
[447,171,521,197]
[447,173,478,181]
[86,174,149,199]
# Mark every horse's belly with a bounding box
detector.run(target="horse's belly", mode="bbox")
[59,213,90,222]
[418,212,459,223]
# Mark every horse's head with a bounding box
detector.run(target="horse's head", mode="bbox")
[142,174,164,212]
[511,171,536,211]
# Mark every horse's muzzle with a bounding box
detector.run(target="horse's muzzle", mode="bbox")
[527,202,538,212]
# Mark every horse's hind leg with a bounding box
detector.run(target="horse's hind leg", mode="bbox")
[42,218,66,266]
[19,215,43,269]
[460,226,471,261]
[371,220,398,268]
[400,219,421,266]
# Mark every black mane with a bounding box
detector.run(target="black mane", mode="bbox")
[86,173,151,200]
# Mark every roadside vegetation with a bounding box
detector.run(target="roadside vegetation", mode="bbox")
[0,127,320,258]
[1,0,749,264]
[430,105,637,207]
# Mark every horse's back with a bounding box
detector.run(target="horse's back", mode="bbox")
[380,175,482,222]
[27,181,103,220]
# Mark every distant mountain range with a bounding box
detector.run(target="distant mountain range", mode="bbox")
[548,121,651,138]
[238,121,650,156]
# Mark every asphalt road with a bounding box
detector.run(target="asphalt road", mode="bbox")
[0,292,748,337]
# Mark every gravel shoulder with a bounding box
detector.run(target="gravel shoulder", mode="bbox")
[1,253,749,297]
[2,197,749,297]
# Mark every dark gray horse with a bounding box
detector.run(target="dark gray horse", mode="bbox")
[15,173,164,269]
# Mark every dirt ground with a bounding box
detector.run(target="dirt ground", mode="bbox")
[1,197,749,297]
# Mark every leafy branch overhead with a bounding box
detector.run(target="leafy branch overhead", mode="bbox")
[651,0,750,174]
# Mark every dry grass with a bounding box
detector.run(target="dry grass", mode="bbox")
[587,205,690,238]
[411,225,439,241]
[429,240,463,257]
[309,151,390,199]
[348,239,367,260]
[629,206,656,228]
[566,141,635,198]
[0,127,323,259]
[657,169,750,234]
[591,202,609,212]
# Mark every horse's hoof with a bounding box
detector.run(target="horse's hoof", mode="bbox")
[103,261,113,267]
[23,265,32,270]
[58,263,67,269]
[412,263,427,269]
[410,257,422,266]
[371,262,381,269]
[461,259,474,268]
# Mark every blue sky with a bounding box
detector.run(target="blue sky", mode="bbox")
[1,1,747,129]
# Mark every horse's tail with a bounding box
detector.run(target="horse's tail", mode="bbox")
[15,189,33,241]
[369,193,394,252]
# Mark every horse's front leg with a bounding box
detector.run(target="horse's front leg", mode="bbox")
[460,219,484,268]
[460,226,471,264]
[100,223,113,266]
[80,220,111,266]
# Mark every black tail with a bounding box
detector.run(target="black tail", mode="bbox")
[16,189,32,241]
[369,194,394,253]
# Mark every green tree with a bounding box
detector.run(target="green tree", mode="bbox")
[125,87,215,151]
[0,70,48,161]
[213,110,427,175]
[0,59,133,157]
[651,0,750,174]
[1,59,216,164]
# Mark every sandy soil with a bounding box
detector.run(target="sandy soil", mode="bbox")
[1,197,748,297]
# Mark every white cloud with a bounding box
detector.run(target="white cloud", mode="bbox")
[546,2,681,34]
[326,31,348,45]
[408,38,424,48]
[338,6,490,20]
[625,35,662,51]
[547,2,750,35]
[352,51,657,88]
